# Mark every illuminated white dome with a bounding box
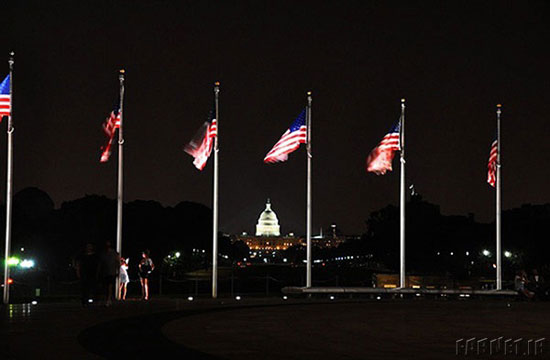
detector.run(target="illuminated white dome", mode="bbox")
[255,199,280,236]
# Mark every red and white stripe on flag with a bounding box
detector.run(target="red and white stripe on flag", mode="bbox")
[185,119,217,170]
[263,109,307,163]
[102,111,121,138]
[366,127,401,175]
[263,126,307,163]
[0,94,10,118]
[0,74,10,119]
[100,137,114,163]
[487,140,498,187]
[99,110,121,163]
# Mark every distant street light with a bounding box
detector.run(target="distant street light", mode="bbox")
[482,250,490,256]
[7,257,19,266]
[504,251,512,258]
[19,259,35,269]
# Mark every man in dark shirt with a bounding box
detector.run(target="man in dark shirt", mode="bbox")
[76,243,99,306]
[98,241,120,306]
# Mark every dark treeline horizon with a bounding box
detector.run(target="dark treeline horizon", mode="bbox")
[6,185,550,235]
[4,186,550,278]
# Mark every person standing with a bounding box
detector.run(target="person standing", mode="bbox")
[138,250,154,300]
[99,241,120,306]
[515,269,534,300]
[76,243,99,306]
[118,257,130,300]
[529,269,546,300]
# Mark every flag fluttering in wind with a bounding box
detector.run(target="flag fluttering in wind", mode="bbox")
[366,121,401,175]
[0,75,10,119]
[264,109,307,163]
[184,112,217,170]
[100,137,114,163]
[100,106,121,163]
[487,139,498,187]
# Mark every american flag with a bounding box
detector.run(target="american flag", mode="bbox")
[0,75,10,119]
[102,108,121,138]
[264,109,307,163]
[366,121,401,175]
[184,113,217,170]
[487,139,498,187]
[100,105,121,163]
[100,137,114,163]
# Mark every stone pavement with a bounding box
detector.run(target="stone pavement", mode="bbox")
[2,296,549,359]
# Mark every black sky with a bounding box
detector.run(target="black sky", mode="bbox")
[2,0,550,235]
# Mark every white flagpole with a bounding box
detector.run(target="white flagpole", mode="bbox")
[3,52,14,305]
[212,81,220,298]
[306,91,312,288]
[115,69,125,300]
[496,104,502,290]
[399,98,406,289]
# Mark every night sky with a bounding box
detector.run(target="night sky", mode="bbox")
[2,1,550,235]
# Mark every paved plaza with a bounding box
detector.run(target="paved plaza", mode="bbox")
[2,297,549,359]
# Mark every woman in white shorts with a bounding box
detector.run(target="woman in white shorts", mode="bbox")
[119,258,130,300]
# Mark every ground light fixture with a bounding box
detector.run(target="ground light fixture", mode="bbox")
[235,296,241,301]
[187,296,194,301]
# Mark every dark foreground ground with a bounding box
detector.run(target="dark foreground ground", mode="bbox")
[2,296,549,359]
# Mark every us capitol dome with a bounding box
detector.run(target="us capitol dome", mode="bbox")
[255,199,281,236]
[233,199,346,254]
[236,199,304,252]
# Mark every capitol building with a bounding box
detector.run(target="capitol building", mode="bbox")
[237,199,304,252]
[255,199,280,236]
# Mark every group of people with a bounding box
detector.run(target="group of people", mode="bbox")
[514,269,547,300]
[75,241,155,306]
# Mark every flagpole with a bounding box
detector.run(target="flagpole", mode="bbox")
[3,52,14,305]
[306,91,312,288]
[399,98,406,289]
[115,69,125,300]
[212,81,220,298]
[496,104,502,290]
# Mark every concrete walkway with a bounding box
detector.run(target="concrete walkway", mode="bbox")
[2,297,548,359]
